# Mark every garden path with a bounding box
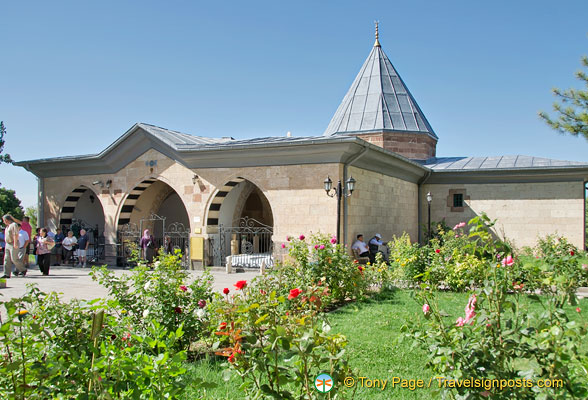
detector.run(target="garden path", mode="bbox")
[0,265,260,310]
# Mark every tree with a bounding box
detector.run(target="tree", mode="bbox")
[0,187,24,220]
[25,206,38,231]
[539,56,588,140]
[0,121,12,164]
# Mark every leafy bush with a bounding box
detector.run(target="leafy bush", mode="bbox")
[91,250,214,352]
[0,287,194,399]
[284,233,370,304]
[211,276,352,399]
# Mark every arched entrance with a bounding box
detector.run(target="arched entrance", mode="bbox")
[116,179,191,266]
[206,179,274,268]
[58,185,106,262]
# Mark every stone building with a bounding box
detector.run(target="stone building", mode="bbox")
[16,30,588,267]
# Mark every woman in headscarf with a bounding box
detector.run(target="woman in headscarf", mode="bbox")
[139,229,155,262]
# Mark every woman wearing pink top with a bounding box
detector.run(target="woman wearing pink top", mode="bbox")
[36,228,55,276]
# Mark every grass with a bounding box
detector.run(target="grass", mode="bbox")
[183,289,588,399]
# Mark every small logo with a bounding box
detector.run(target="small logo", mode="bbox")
[315,373,334,393]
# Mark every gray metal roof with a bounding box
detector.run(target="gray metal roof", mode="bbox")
[422,156,588,171]
[323,40,436,138]
[138,123,234,147]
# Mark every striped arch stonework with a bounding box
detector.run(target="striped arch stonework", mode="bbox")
[206,177,245,227]
[117,179,157,225]
[59,187,90,226]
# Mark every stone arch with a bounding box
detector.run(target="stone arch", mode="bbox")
[116,174,191,229]
[205,176,274,231]
[58,185,105,228]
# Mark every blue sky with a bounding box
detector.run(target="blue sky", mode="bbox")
[1,0,588,208]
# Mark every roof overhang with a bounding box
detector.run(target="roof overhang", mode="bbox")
[427,167,588,184]
[14,126,429,183]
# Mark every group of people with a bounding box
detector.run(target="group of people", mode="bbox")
[0,214,91,278]
[351,233,390,263]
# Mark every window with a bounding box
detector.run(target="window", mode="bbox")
[453,193,464,208]
[447,189,469,212]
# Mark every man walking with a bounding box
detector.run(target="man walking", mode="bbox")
[2,215,27,278]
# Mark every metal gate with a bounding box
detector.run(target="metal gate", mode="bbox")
[116,214,190,268]
[65,218,105,263]
[215,217,273,268]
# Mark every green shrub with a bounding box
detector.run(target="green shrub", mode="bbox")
[91,250,214,352]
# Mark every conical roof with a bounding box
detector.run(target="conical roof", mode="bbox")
[323,38,437,139]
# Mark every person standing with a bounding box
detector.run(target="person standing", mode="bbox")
[18,227,30,275]
[139,229,155,263]
[14,216,33,269]
[2,215,27,278]
[0,226,5,266]
[77,229,90,267]
[62,231,77,265]
[54,228,65,265]
[36,228,55,276]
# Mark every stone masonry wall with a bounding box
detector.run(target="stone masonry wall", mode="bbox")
[42,149,340,264]
[421,182,585,249]
[346,166,419,245]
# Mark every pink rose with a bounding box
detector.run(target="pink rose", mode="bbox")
[281,243,286,249]
[319,244,325,250]
[299,235,305,240]
[501,255,514,267]
[576,307,581,313]
[455,317,465,327]
[422,304,430,314]
[330,237,337,244]
[314,245,319,250]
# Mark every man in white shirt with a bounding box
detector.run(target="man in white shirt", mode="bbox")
[351,234,370,257]
[17,228,30,276]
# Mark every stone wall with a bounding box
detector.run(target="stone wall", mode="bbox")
[42,149,340,265]
[346,166,418,245]
[421,181,585,248]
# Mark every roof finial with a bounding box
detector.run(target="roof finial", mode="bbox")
[374,20,380,47]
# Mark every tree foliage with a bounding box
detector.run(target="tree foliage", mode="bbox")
[0,121,12,164]
[0,187,24,220]
[539,56,588,140]
[25,206,38,231]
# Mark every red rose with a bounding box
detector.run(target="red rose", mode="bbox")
[179,285,188,292]
[174,307,182,314]
[228,353,235,363]
[435,249,441,254]
[570,251,575,256]
[218,322,227,330]
[223,287,230,295]
[260,289,267,295]
[288,288,302,300]
[234,280,247,290]
[358,266,364,272]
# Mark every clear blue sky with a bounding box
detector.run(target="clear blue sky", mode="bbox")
[1,0,588,208]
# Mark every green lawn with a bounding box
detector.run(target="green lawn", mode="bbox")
[183,289,588,399]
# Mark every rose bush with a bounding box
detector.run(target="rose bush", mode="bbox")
[91,250,214,352]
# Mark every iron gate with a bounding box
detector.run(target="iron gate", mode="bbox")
[215,217,273,268]
[64,218,106,263]
[116,214,190,268]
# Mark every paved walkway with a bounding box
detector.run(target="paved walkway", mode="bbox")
[0,265,261,304]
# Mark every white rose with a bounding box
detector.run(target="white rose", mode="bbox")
[143,309,150,318]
